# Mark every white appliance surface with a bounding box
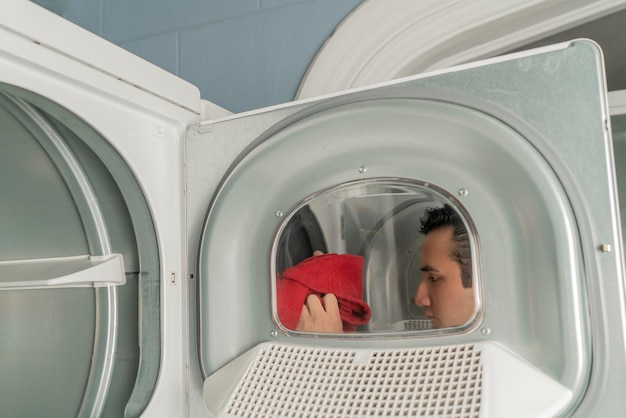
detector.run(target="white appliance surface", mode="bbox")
[1,2,626,418]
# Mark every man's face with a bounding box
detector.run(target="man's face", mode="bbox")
[415,227,475,328]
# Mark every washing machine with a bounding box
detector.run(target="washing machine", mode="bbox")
[1,2,626,418]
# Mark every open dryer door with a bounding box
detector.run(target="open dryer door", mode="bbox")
[189,40,626,417]
[0,2,201,417]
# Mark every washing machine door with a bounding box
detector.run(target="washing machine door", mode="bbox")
[0,3,200,417]
[189,40,625,417]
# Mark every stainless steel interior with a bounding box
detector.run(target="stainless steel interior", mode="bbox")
[274,179,475,332]
[194,90,592,412]
[186,40,620,416]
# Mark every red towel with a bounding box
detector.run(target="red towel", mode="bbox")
[277,253,372,331]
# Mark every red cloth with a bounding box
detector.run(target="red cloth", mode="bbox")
[277,253,372,331]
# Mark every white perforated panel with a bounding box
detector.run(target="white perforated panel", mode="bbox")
[226,343,482,418]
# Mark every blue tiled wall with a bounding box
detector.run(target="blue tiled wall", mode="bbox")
[36,0,363,113]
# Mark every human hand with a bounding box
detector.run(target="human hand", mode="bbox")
[295,293,343,333]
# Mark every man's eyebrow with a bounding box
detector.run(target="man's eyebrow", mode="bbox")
[420,265,439,273]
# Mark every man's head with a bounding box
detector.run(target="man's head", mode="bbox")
[415,204,475,328]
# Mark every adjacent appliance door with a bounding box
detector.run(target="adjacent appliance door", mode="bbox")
[189,40,626,418]
[0,3,200,417]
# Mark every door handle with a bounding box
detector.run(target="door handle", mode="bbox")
[0,253,125,290]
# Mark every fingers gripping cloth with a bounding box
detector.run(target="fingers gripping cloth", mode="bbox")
[276,253,372,331]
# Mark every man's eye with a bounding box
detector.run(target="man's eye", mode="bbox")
[429,276,439,282]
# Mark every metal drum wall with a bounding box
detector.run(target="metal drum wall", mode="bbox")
[0,86,160,418]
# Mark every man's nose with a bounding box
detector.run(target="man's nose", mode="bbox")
[415,280,430,307]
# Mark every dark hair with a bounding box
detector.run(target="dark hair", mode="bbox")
[419,204,472,288]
